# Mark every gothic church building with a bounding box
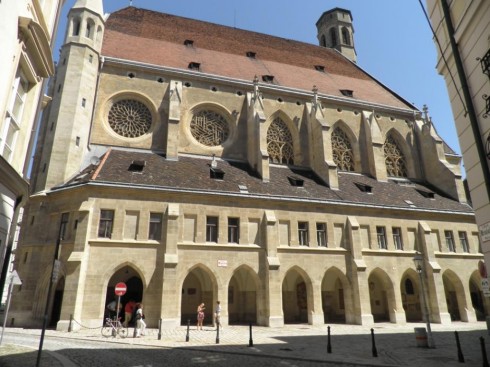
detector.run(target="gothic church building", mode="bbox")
[10,1,488,330]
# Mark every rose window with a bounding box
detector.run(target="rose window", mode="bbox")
[267,117,294,165]
[384,136,407,177]
[108,99,152,138]
[190,110,230,146]
[332,128,354,171]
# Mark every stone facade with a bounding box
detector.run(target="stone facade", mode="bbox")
[9,3,489,330]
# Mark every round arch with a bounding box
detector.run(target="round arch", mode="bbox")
[282,266,314,324]
[442,269,466,321]
[400,269,422,322]
[180,264,218,325]
[321,266,352,324]
[368,268,396,322]
[228,265,260,325]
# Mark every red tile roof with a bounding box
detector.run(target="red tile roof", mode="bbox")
[102,7,412,110]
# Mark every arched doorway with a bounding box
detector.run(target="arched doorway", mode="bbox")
[400,270,422,322]
[321,268,349,324]
[181,266,216,325]
[282,267,311,324]
[105,265,143,325]
[469,271,488,321]
[442,270,464,321]
[368,269,394,322]
[49,277,65,327]
[228,266,258,325]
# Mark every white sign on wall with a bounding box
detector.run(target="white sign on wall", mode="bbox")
[217,260,228,267]
[479,221,490,243]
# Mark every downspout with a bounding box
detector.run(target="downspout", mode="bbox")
[440,0,490,202]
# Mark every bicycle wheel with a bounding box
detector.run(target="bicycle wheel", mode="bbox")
[118,327,128,338]
[101,326,113,337]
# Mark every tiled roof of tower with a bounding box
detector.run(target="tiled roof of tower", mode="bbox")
[63,150,473,214]
[102,7,413,110]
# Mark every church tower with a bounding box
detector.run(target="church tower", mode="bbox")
[31,0,105,192]
[316,8,357,63]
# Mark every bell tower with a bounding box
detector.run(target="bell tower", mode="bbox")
[31,0,105,192]
[316,8,357,63]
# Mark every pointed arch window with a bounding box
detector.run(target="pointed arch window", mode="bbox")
[320,34,327,47]
[332,127,354,171]
[384,136,407,177]
[329,28,337,47]
[267,117,294,165]
[341,27,351,45]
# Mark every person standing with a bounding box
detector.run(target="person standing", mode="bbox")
[135,303,146,337]
[197,302,205,330]
[123,299,136,327]
[215,300,222,330]
[106,299,121,320]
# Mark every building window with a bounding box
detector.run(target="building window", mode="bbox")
[459,231,469,253]
[108,99,152,138]
[206,216,218,242]
[190,110,230,147]
[228,218,239,243]
[384,136,407,177]
[405,278,414,295]
[81,98,86,107]
[298,222,309,246]
[59,212,69,240]
[85,22,91,38]
[267,117,294,165]
[445,230,455,252]
[376,226,387,249]
[329,28,337,46]
[392,227,403,250]
[341,27,350,45]
[73,19,80,36]
[149,213,162,240]
[332,127,354,171]
[1,69,29,162]
[98,210,114,238]
[316,223,327,247]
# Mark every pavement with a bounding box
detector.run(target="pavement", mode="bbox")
[1,321,490,366]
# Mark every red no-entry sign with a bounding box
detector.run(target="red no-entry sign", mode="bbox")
[114,282,127,296]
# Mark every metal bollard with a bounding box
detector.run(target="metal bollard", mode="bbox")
[248,322,254,347]
[327,326,332,354]
[454,331,464,363]
[68,314,73,333]
[158,318,162,340]
[480,336,489,367]
[216,324,220,344]
[371,328,378,358]
[185,319,190,342]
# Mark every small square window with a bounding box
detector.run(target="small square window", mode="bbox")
[376,226,387,249]
[458,231,469,253]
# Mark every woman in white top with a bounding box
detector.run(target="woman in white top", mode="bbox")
[135,303,146,337]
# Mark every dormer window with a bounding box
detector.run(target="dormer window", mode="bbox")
[288,176,304,187]
[354,182,372,193]
[315,65,325,72]
[184,39,194,47]
[246,51,256,58]
[128,160,145,172]
[210,167,225,180]
[262,75,274,83]
[188,62,201,71]
[416,189,435,199]
[340,89,354,97]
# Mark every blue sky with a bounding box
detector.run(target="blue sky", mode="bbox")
[56,1,460,160]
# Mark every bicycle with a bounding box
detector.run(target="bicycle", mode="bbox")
[101,317,128,338]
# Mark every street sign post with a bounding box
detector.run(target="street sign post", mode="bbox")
[114,282,127,321]
[0,271,23,346]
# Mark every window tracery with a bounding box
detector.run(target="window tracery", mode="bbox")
[108,99,152,138]
[190,110,230,147]
[384,136,407,177]
[267,117,294,165]
[332,128,354,171]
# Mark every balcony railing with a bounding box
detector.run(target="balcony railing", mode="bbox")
[483,94,489,119]
[480,48,490,77]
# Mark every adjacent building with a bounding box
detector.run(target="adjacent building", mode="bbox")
[426,0,490,289]
[0,0,63,301]
[10,1,488,330]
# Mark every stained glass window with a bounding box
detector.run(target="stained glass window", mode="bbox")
[384,136,407,177]
[190,110,230,147]
[332,128,354,171]
[108,99,152,138]
[267,117,294,165]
